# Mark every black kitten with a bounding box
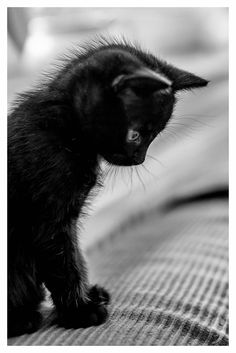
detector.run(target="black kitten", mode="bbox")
[8,38,208,337]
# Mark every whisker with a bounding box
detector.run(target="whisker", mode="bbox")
[174,113,215,119]
[135,166,146,190]
[126,167,133,194]
[113,166,118,191]
[130,166,134,191]
[168,122,192,127]
[165,124,192,138]
[161,128,181,142]
[167,122,204,136]
[109,166,115,192]
[172,115,214,127]
[122,167,130,188]
[104,164,112,178]
[146,154,165,168]
[169,120,212,131]
[142,164,158,179]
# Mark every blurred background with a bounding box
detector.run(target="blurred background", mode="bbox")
[7,7,228,248]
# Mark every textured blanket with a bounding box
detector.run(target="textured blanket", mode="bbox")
[8,194,228,345]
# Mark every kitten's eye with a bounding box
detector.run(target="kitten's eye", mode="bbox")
[126,129,141,144]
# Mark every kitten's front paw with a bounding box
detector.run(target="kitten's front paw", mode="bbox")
[58,285,110,329]
[89,285,110,306]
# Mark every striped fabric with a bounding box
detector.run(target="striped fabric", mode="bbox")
[8,197,228,345]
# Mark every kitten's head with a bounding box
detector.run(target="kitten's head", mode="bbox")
[73,40,208,166]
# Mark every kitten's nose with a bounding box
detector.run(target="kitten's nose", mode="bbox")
[126,129,141,145]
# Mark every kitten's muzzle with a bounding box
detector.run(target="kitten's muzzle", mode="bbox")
[132,153,145,165]
[104,152,145,166]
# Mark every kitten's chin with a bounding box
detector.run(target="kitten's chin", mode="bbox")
[102,153,145,166]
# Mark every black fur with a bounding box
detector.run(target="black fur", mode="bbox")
[8,37,208,337]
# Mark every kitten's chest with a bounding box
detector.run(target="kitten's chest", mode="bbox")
[68,161,99,215]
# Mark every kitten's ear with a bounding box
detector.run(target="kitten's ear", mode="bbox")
[112,68,172,96]
[167,66,209,91]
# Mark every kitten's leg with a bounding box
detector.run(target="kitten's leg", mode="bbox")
[38,224,110,328]
[8,249,44,337]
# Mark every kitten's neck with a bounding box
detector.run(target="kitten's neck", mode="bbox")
[38,68,99,160]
